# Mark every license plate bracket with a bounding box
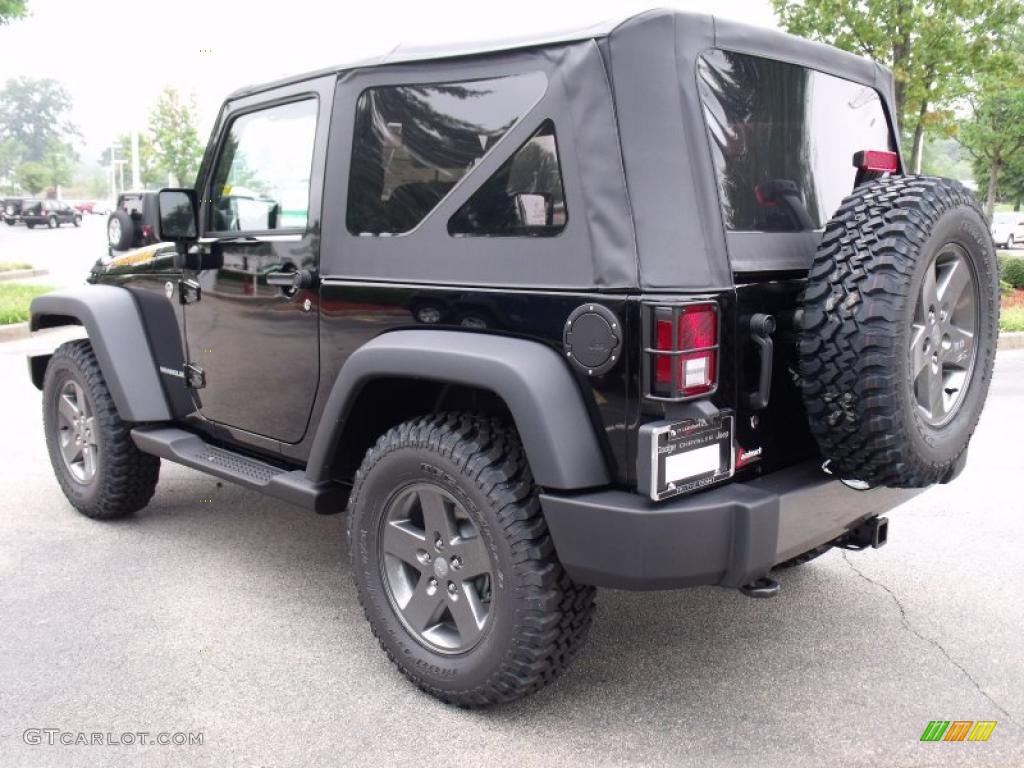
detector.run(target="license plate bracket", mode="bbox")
[638,415,734,501]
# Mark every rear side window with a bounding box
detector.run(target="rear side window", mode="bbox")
[346,72,546,236]
[699,50,894,232]
[449,120,566,237]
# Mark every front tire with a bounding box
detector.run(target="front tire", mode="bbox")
[48,215,58,229]
[73,215,82,227]
[348,413,595,707]
[43,340,160,519]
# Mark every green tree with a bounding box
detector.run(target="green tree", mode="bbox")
[0,77,78,162]
[960,85,1024,218]
[40,138,75,193]
[0,136,21,186]
[149,87,202,187]
[0,0,27,25]
[14,160,47,193]
[1002,154,1024,211]
[771,0,1023,174]
[920,137,973,181]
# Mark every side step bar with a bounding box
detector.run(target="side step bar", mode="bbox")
[131,427,350,514]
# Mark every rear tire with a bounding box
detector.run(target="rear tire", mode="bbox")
[26,221,35,229]
[42,340,160,519]
[798,176,998,487]
[347,413,595,707]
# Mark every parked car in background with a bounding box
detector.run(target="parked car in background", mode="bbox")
[21,199,82,228]
[3,197,29,225]
[991,211,1024,248]
[91,201,111,216]
[107,192,161,253]
[73,201,96,215]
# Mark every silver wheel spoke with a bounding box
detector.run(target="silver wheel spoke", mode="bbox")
[59,433,81,465]
[920,260,939,313]
[81,445,97,479]
[418,488,458,547]
[58,394,79,425]
[455,536,491,579]
[382,520,427,569]
[449,584,487,646]
[401,575,445,633]
[938,257,970,308]
[910,324,929,377]
[926,367,946,421]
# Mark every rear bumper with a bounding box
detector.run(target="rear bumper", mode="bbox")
[539,460,922,590]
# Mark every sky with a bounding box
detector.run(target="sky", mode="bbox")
[0,0,778,165]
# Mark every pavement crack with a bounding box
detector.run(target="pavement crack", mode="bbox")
[841,551,1015,724]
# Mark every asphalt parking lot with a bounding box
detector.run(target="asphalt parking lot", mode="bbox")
[0,214,107,289]
[0,269,1022,765]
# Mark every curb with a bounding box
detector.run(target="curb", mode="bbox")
[999,331,1024,351]
[0,322,30,342]
[0,269,49,282]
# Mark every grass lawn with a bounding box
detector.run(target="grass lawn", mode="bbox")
[0,262,32,272]
[0,284,53,325]
[1003,288,1024,333]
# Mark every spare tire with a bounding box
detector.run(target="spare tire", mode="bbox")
[798,176,998,487]
[107,210,134,250]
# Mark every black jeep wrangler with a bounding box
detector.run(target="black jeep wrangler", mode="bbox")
[28,11,999,707]
[3,196,27,225]
[106,191,161,254]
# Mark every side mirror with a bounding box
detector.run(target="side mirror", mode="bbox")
[157,188,198,242]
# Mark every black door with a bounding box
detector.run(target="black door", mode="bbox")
[185,82,331,444]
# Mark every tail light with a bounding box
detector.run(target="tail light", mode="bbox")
[648,303,719,400]
[853,149,899,174]
[141,224,152,238]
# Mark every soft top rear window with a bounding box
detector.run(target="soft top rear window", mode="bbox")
[698,49,894,233]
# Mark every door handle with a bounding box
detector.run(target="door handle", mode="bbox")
[266,268,317,291]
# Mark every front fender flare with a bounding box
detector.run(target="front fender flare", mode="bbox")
[30,285,172,422]
[305,330,610,490]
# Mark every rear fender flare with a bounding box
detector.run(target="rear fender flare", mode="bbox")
[305,330,610,490]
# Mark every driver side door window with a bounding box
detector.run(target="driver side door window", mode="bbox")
[209,99,318,233]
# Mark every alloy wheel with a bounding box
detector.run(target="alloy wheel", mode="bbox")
[379,483,494,654]
[910,244,979,426]
[55,379,98,484]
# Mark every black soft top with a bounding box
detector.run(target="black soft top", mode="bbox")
[230,10,899,291]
